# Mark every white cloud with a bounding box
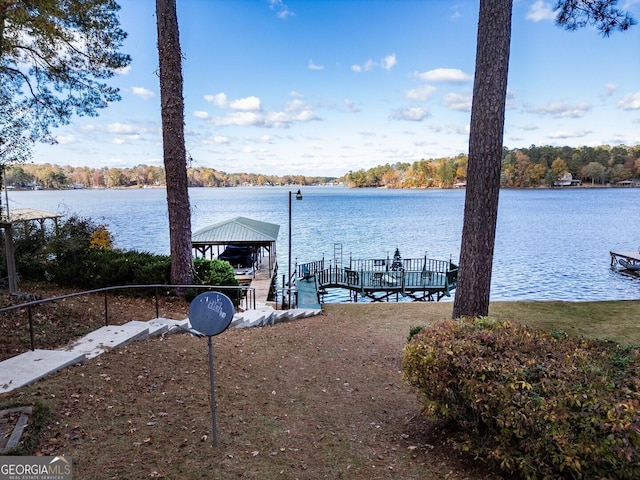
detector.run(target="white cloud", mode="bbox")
[210,104,319,129]
[391,106,430,121]
[444,92,472,111]
[205,92,319,128]
[204,93,228,108]
[528,101,592,118]
[413,68,472,83]
[106,123,139,134]
[603,83,618,97]
[266,98,320,125]
[285,99,308,112]
[269,0,295,19]
[406,85,436,101]
[212,111,265,127]
[308,59,324,70]
[617,92,640,110]
[202,135,230,145]
[527,0,555,22]
[56,134,76,145]
[112,134,141,144]
[352,54,396,73]
[115,65,132,75]
[293,110,318,122]
[344,99,360,113]
[548,129,592,139]
[381,53,397,71]
[193,111,210,119]
[204,93,261,111]
[229,96,262,111]
[131,86,154,100]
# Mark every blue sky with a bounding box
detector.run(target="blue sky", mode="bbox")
[34,0,640,177]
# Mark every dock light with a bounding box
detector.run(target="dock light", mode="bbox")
[288,189,302,309]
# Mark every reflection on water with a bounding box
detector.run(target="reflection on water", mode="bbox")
[8,186,640,302]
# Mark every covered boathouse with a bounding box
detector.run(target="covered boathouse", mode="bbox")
[191,217,280,303]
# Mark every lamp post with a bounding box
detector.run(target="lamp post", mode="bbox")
[288,189,302,309]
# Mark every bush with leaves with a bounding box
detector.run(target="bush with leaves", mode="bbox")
[192,258,238,286]
[46,215,98,262]
[0,214,102,282]
[47,249,171,289]
[3,213,245,302]
[402,317,640,479]
[186,258,240,302]
[89,225,114,250]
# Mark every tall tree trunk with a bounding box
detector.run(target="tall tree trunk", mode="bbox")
[452,0,512,319]
[156,0,192,287]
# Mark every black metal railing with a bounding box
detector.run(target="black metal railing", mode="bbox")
[0,284,255,352]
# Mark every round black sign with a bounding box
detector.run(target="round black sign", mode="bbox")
[188,292,234,336]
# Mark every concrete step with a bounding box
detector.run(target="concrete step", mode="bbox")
[0,349,86,394]
[62,322,151,359]
[128,318,189,337]
[0,309,322,395]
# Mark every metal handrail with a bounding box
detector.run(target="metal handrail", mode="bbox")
[0,283,255,352]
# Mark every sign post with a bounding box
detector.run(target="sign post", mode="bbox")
[188,291,234,446]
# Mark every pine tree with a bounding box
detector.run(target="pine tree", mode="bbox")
[156,0,192,287]
[453,0,635,319]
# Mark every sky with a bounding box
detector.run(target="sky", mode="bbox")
[33,0,640,177]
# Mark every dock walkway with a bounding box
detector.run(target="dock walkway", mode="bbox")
[236,252,278,306]
[296,276,322,309]
[297,257,458,303]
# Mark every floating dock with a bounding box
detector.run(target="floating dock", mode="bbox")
[610,250,640,272]
[296,255,457,304]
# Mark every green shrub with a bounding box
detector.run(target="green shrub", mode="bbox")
[402,317,640,479]
[47,249,171,289]
[0,214,106,282]
[186,258,239,302]
[192,258,238,286]
[46,215,97,261]
[4,211,245,302]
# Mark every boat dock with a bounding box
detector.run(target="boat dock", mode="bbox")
[610,250,640,271]
[296,255,458,304]
[235,251,278,305]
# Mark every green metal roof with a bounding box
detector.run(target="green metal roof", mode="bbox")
[192,216,280,245]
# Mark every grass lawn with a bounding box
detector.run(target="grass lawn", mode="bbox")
[1,298,639,479]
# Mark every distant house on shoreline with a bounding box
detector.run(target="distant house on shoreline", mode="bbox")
[554,173,581,187]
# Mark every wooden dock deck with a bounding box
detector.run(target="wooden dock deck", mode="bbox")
[297,257,458,303]
[236,252,278,306]
[610,250,640,272]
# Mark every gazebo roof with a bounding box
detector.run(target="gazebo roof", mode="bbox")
[192,216,280,246]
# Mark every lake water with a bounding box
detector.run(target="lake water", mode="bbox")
[6,186,640,302]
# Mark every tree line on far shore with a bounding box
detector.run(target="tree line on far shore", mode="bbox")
[7,143,638,191]
[345,144,640,188]
[3,163,338,190]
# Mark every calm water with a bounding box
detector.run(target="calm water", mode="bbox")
[6,186,640,302]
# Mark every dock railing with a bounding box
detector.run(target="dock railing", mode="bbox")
[299,257,458,301]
